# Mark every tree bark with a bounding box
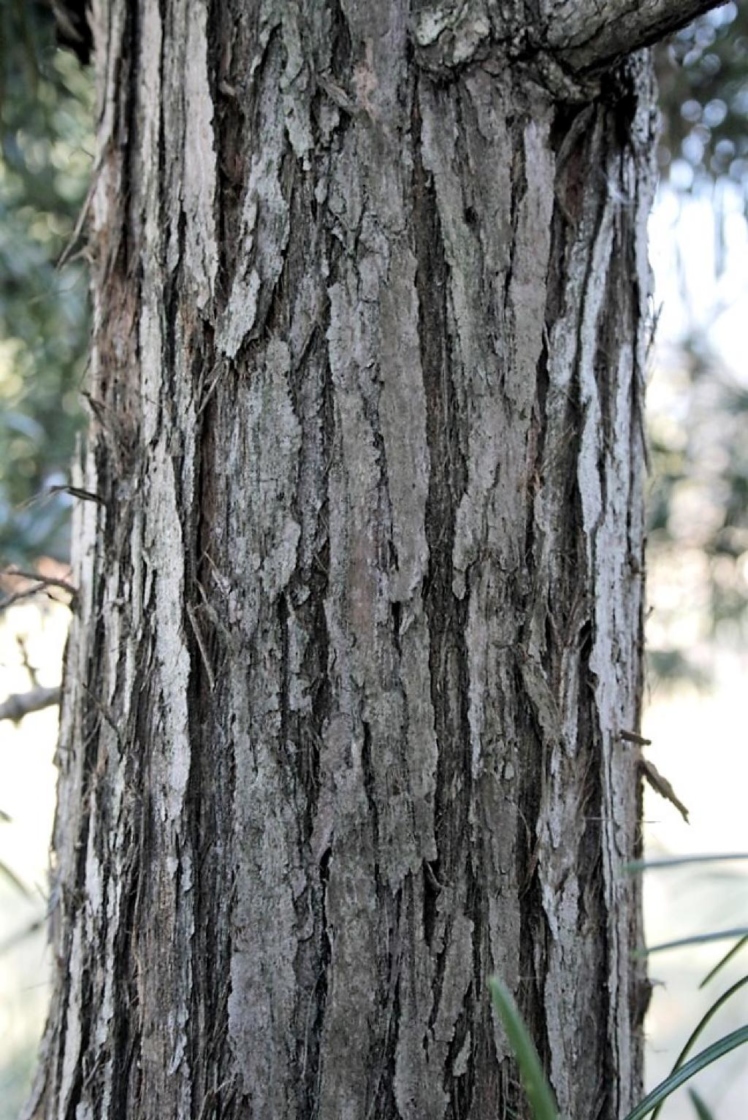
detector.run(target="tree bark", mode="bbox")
[541,0,728,73]
[26,3,720,1119]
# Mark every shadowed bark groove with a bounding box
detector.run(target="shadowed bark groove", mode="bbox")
[26,2,718,1119]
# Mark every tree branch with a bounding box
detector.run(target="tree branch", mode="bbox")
[0,568,78,613]
[545,0,727,74]
[0,686,61,723]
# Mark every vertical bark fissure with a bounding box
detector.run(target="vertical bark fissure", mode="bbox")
[413,84,478,1116]
[414,81,470,931]
[185,371,236,1116]
[308,843,333,1118]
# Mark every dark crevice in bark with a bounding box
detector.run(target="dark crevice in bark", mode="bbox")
[415,79,488,1118]
[73,613,107,897]
[91,244,143,487]
[413,83,469,877]
[156,0,168,265]
[593,123,625,480]
[216,21,287,316]
[466,998,502,1120]
[95,436,115,549]
[426,917,448,1039]
[161,277,184,501]
[574,624,611,1120]
[204,0,224,103]
[497,1058,526,1120]
[213,80,247,311]
[298,553,329,830]
[452,86,478,230]
[278,589,291,766]
[390,598,402,659]
[602,58,641,151]
[65,939,96,1114]
[283,175,330,855]
[514,643,548,1098]
[293,336,333,837]
[450,831,491,1117]
[503,125,528,311]
[534,329,550,448]
[185,611,234,1105]
[250,37,292,346]
[263,154,297,342]
[369,891,401,1120]
[422,859,440,947]
[592,853,614,1120]
[62,1015,85,1120]
[110,859,142,1118]
[551,101,600,232]
[445,974,476,1117]
[185,344,224,1118]
[120,2,139,273]
[302,844,332,1120]
[360,718,380,853]
[328,0,353,80]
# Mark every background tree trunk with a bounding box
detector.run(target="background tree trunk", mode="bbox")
[29,2,684,1118]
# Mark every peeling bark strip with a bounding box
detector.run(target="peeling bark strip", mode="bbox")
[28,3,722,1120]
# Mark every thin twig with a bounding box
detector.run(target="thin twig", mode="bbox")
[639,758,690,824]
[0,568,77,596]
[0,569,78,614]
[16,633,39,688]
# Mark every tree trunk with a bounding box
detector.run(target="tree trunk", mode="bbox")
[27,2,718,1118]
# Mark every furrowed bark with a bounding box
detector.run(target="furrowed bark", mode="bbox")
[27,3,682,1118]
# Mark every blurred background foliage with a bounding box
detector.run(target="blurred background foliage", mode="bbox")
[650,0,748,684]
[657,0,748,189]
[0,0,92,565]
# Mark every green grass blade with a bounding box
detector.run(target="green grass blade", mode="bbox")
[488,978,559,1120]
[642,928,748,955]
[651,975,748,1120]
[688,1088,715,1120]
[626,854,748,873]
[700,936,748,989]
[623,1026,748,1120]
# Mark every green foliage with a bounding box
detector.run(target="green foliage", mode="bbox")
[689,1087,716,1120]
[490,975,748,1120]
[488,979,559,1120]
[646,928,748,955]
[0,2,92,562]
[700,934,748,987]
[650,974,748,1119]
[627,1028,748,1120]
[627,854,748,872]
[492,858,748,1120]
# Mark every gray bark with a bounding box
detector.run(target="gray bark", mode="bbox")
[410,1,725,94]
[543,0,731,74]
[25,2,719,1118]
